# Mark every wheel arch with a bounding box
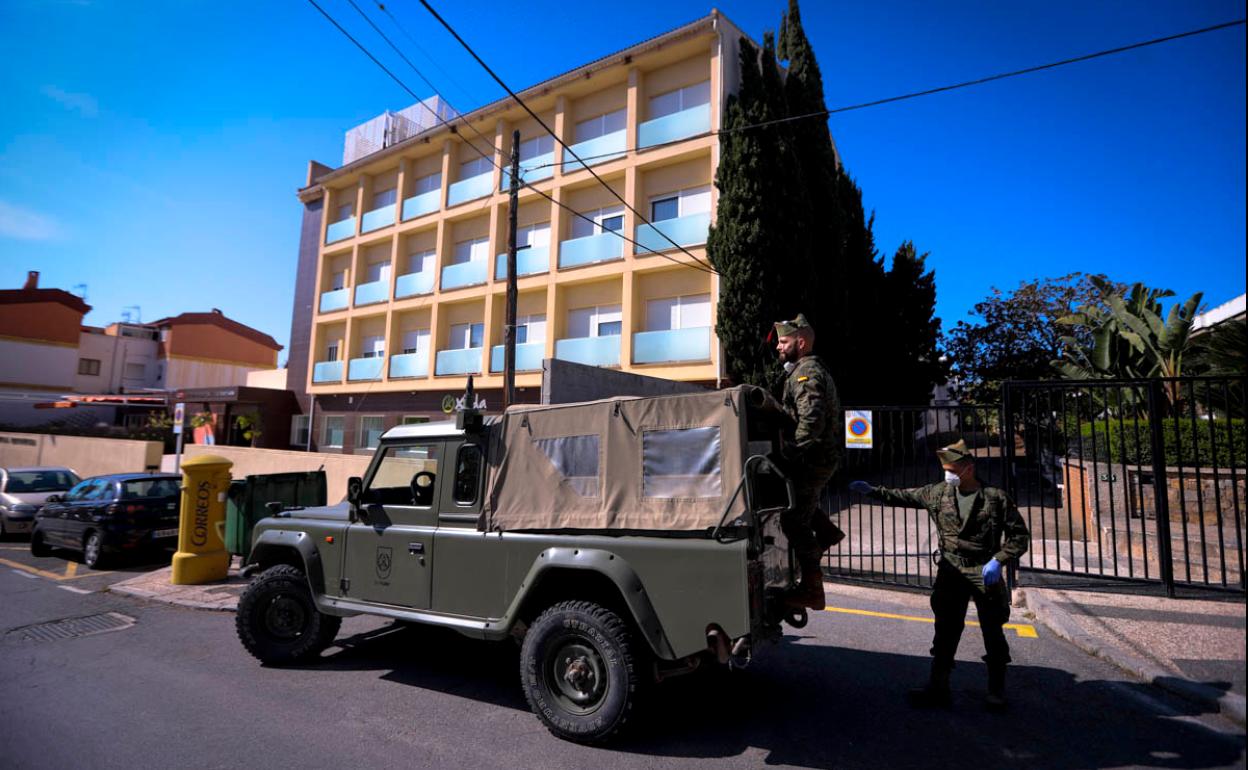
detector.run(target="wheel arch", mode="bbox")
[249,530,326,596]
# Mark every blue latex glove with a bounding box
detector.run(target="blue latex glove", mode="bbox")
[982,558,1003,586]
[849,480,873,495]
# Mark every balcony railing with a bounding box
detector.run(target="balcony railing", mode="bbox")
[402,189,440,221]
[447,172,493,207]
[435,347,483,376]
[558,231,623,269]
[562,129,626,172]
[395,270,435,298]
[494,245,550,280]
[634,211,711,255]
[353,279,389,307]
[348,356,384,381]
[312,360,343,383]
[555,335,620,367]
[388,352,429,379]
[440,259,488,291]
[489,341,544,372]
[325,217,356,244]
[632,326,711,365]
[360,203,396,233]
[501,152,555,189]
[638,103,711,149]
[319,288,350,313]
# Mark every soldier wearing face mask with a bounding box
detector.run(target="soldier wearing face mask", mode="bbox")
[849,440,1030,710]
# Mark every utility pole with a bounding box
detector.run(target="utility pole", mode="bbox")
[503,129,520,410]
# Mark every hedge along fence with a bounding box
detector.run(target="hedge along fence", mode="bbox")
[1074,418,1246,467]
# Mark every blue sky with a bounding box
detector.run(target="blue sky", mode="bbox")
[1,0,1243,363]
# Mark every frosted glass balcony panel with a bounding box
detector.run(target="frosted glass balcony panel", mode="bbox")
[489,342,544,372]
[634,211,711,255]
[353,280,389,307]
[348,357,384,381]
[435,347,483,376]
[561,130,626,172]
[325,217,356,244]
[494,245,550,280]
[388,353,429,379]
[558,232,623,269]
[440,260,488,291]
[402,189,440,220]
[394,271,434,298]
[360,203,396,233]
[632,326,711,365]
[554,336,620,367]
[638,103,711,149]
[447,172,493,206]
[312,360,343,383]
[319,288,350,313]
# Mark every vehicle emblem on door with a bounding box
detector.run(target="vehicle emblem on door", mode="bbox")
[375,546,393,580]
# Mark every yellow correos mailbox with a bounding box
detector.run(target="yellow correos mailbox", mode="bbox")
[171,454,233,585]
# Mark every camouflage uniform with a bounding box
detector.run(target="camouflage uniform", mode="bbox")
[779,353,842,568]
[870,482,1030,669]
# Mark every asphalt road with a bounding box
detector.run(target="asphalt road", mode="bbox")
[1,543,1244,770]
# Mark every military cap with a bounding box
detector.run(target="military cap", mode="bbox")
[936,439,974,465]
[774,313,813,337]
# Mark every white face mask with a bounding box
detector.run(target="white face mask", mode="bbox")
[944,470,962,487]
[783,361,796,374]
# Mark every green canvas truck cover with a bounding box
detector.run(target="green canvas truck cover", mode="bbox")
[482,387,757,531]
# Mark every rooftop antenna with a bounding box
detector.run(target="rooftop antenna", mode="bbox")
[72,284,87,300]
[122,305,141,324]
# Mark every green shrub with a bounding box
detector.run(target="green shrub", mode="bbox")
[1074,418,1246,467]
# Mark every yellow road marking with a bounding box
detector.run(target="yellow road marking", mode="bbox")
[823,605,1039,639]
[64,562,77,578]
[0,556,69,581]
[0,556,112,581]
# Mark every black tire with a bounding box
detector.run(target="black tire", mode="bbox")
[235,564,341,665]
[82,531,107,570]
[30,528,51,557]
[520,600,639,744]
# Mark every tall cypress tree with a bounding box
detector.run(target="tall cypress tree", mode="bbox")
[878,241,944,404]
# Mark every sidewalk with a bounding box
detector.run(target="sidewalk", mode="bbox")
[109,558,247,611]
[1019,580,1246,727]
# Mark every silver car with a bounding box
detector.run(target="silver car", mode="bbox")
[0,467,81,538]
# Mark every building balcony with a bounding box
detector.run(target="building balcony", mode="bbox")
[360,203,396,233]
[562,129,626,172]
[632,326,711,365]
[558,231,623,269]
[555,335,620,367]
[312,360,343,383]
[435,347,483,376]
[638,103,711,149]
[388,352,429,379]
[402,189,440,221]
[325,217,356,244]
[395,271,435,299]
[494,245,550,280]
[489,341,544,372]
[319,288,350,313]
[501,153,555,190]
[447,172,493,207]
[634,211,711,255]
[353,279,389,307]
[348,356,384,381]
[440,260,488,291]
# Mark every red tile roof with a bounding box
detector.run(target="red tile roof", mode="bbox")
[150,310,282,351]
[0,288,91,314]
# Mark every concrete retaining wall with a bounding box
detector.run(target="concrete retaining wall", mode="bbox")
[180,445,371,503]
[0,431,163,477]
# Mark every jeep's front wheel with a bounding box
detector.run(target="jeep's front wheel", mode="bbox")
[235,564,341,665]
[520,600,638,744]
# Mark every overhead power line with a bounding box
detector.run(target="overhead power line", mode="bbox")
[304,0,718,275]
[415,0,719,275]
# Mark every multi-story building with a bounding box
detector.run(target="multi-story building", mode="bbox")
[289,12,752,454]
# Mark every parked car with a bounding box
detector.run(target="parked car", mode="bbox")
[31,473,182,568]
[0,466,81,538]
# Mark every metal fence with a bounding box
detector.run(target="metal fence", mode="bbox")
[822,377,1246,596]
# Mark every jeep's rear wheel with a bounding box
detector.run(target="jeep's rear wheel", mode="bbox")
[236,564,341,665]
[520,600,638,744]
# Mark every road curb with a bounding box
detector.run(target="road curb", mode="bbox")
[1020,587,1245,728]
[107,566,242,613]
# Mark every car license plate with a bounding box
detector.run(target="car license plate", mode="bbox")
[153,528,179,539]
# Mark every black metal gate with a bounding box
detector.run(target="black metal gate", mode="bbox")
[823,377,1246,595]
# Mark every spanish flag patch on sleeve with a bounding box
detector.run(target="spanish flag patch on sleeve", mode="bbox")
[797,376,809,382]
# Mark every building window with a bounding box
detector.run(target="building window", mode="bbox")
[123,362,146,381]
[645,293,711,331]
[361,336,385,359]
[371,188,397,208]
[331,270,347,291]
[515,314,546,345]
[448,322,484,350]
[326,342,340,362]
[452,237,490,265]
[459,156,492,179]
[323,416,345,448]
[402,415,430,425]
[567,305,622,339]
[412,172,441,195]
[401,329,430,356]
[517,222,551,249]
[569,206,624,239]
[357,416,385,450]
[519,135,554,161]
[78,358,101,376]
[365,261,391,283]
[650,185,711,222]
[408,249,435,274]
[335,202,353,221]
[290,415,310,446]
[573,108,626,142]
[649,80,710,120]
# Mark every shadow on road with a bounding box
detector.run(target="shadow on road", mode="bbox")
[299,623,1244,768]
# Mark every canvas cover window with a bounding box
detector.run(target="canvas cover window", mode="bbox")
[534,434,600,497]
[642,426,722,499]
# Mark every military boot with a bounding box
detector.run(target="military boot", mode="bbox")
[985,664,1007,712]
[908,660,952,708]
[784,565,826,610]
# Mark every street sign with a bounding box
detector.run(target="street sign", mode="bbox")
[173,402,185,435]
[845,410,873,449]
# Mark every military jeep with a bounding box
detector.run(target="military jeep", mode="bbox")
[236,386,804,743]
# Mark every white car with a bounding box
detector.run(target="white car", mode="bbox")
[0,466,81,538]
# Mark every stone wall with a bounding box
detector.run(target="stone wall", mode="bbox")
[0,432,162,477]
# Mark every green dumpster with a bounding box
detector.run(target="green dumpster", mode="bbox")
[224,471,327,559]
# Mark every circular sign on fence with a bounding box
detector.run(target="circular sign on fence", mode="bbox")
[849,417,869,437]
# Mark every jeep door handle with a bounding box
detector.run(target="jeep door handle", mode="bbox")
[408,542,424,554]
